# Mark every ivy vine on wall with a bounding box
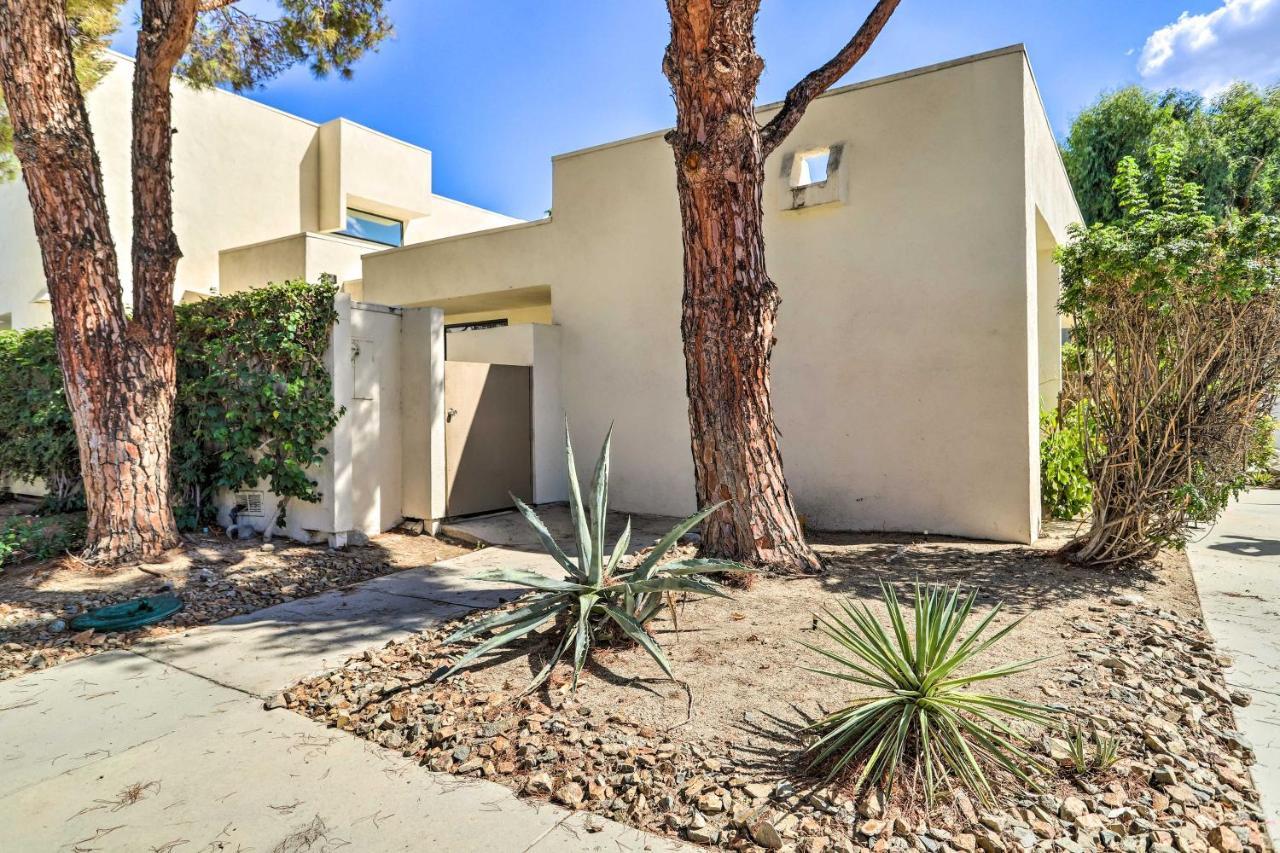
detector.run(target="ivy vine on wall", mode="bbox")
[0,279,342,530]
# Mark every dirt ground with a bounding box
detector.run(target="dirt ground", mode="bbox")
[0,506,470,679]
[442,521,1198,760]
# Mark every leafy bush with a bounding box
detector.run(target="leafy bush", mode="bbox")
[0,328,83,510]
[0,280,341,531]
[171,280,341,528]
[1058,147,1280,565]
[1040,403,1098,521]
[1247,412,1278,486]
[0,514,86,568]
[441,426,743,692]
[1063,83,1280,225]
[801,582,1055,805]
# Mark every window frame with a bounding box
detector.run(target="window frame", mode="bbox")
[338,207,405,247]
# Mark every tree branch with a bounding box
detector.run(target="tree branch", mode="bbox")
[198,0,238,11]
[759,0,901,158]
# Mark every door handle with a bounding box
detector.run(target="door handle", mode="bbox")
[446,407,458,423]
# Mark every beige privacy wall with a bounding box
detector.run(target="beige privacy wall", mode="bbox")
[215,297,444,544]
[363,46,1082,544]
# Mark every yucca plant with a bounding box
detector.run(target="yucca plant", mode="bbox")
[1066,723,1091,775]
[440,424,744,692]
[801,582,1057,805]
[1065,722,1121,774]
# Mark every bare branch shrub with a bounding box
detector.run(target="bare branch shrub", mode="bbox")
[1059,148,1280,566]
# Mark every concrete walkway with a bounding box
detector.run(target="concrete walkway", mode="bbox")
[0,516,690,852]
[1187,489,1280,843]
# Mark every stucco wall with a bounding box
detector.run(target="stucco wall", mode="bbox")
[219,232,374,294]
[349,304,404,533]
[361,47,1079,543]
[360,48,1080,542]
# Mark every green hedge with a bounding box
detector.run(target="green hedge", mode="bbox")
[0,280,341,528]
[0,327,82,510]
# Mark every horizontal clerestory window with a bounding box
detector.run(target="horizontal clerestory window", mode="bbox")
[339,208,404,247]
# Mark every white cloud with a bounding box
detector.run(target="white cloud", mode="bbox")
[1139,0,1280,95]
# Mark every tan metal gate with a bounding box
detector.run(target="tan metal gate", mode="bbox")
[443,361,533,517]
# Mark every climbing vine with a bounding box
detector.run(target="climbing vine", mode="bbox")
[0,280,342,529]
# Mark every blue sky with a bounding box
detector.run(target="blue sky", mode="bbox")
[112,1,1280,220]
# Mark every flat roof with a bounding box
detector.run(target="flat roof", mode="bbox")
[553,44,1029,163]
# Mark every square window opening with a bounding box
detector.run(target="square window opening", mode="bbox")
[793,149,830,188]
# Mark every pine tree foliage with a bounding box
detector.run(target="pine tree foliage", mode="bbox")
[0,0,392,181]
[0,0,123,181]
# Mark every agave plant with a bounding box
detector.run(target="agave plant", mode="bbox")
[801,582,1057,805]
[440,424,744,692]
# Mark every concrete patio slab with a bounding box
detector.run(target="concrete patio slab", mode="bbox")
[0,654,633,852]
[0,534,694,851]
[0,650,234,798]
[136,586,471,697]
[1188,489,1280,843]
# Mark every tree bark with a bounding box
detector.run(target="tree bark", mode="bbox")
[0,0,196,564]
[662,0,898,572]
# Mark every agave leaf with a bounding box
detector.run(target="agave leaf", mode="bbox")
[511,494,580,579]
[526,620,579,693]
[601,603,673,679]
[605,516,632,577]
[571,594,595,691]
[647,558,751,576]
[440,608,555,680]
[468,567,586,593]
[588,425,613,583]
[442,593,564,645]
[564,421,594,577]
[630,501,727,579]
[622,576,732,599]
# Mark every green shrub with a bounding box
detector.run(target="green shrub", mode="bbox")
[1247,412,1278,486]
[0,514,86,568]
[0,280,341,531]
[1040,403,1098,520]
[0,328,83,510]
[801,582,1055,805]
[1058,147,1280,564]
[441,425,744,692]
[171,280,341,528]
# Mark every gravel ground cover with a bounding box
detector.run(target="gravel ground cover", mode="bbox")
[281,531,1271,853]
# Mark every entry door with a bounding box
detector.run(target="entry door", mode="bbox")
[443,361,533,517]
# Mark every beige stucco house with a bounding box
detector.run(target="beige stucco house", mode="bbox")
[0,50,520,331]
[2,45,1083,549]
[344,45,1082,546]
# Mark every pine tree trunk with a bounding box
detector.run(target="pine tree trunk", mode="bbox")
[663,1,821,573]
[0,0,194,564]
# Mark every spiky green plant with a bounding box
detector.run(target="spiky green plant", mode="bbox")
[1066,723,1091,775]
[1094,731,1121,771]
[801,582,1057,805]
[1065,722,1121,774]
[440,424,744,692]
